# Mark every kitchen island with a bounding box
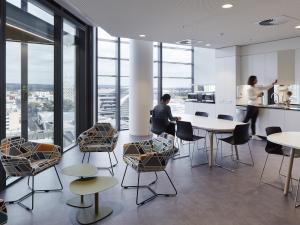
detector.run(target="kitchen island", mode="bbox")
[236,104,300,137]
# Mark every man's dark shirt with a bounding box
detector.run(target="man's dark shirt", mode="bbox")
[152,103,176,125]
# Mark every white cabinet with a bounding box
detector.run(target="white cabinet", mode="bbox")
[284,110,300,132]
[240,50,295,86]
[277,49,295,85]
[240,53,277,86]
[254,108,300,136]
[215,56,237,117]
[184,102,194,114]
[252,54,265,84]
[185,102,216,117]
[256,108,285,136]
[264,53,277,84]
[241,55,251,85]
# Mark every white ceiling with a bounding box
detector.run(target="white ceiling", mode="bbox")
[58,0,300,48]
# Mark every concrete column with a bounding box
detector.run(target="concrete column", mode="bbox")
[129,40,153,136]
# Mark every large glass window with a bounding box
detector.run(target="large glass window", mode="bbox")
[97,27,117,127]
[153,42,159,107]
[6,0,55,143]
[97,27,193,129]
[162,44,193,116]
[120,38,129,130]
[63,19,77,148]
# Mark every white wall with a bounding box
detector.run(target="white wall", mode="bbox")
[194,47,216,85]
[215,47,240,117]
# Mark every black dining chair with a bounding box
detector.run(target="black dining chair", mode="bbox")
[215,114,234,158]
[216,123,254,170]
[260,127,300,190]
[217,114,233,121]
[151,117,167,136]
[175,121,207,167]
[195,111,209,117]
[194,112,209,143]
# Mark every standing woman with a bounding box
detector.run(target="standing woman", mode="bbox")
[243,75,277,139]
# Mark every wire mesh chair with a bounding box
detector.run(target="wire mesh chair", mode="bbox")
[77,123,119,176]
[0,137,63,211]
[121,133,177,205]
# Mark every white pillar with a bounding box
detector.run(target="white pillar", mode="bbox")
[129,40,153,136]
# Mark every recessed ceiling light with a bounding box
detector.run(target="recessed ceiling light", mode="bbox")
[206,44,211,47]
[197,40,203,43]
[295,25,300,29]
[139,34,146,38]
[222,3,233,9]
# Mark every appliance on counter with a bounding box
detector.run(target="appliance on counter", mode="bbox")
[187,93,198,101]
[200,92,215,103]
[187,92,215,103]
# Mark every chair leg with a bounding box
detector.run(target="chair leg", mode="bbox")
[121,165,158,188]
[232,143,254,167]
[173,139,190,160]
[113,151,119,164]
[96,152,118,176]
[121,166,177,206]
[28,166,63,192]
[279,156,285,176]
[108,152,114,176]
[87,152,91,163]
[191,140,208,168]
[6,176,34,211]
[259,154,269,185]
[82,153,86,163]
[295,178,300,208]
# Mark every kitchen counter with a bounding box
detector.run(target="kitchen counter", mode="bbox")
[185,101,216,117]
[185,100,215,104]
[236,104,300,136]
[236,104,300,111]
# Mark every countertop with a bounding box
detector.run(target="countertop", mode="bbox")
[185,100,215,104]
[236,104,300,111]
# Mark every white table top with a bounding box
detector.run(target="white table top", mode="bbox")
[180,114,244,132]
[267,132,300,149]
[70,176,118,196]
[61,164,98,177]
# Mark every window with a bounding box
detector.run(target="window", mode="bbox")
[96,27,193,129]
[63,19,77,148]
[6,0,55,143]
[153,42,159,107]
[120,38,129,130]
[97,27,117,128]
[162,44,193,115]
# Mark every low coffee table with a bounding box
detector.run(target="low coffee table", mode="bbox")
[61,164,97,208]
[70,176,118,225]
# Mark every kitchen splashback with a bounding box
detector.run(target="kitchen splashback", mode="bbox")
[236,84,300,105]
[274,84,300,104]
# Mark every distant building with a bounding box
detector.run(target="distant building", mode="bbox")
[6,111,21,135]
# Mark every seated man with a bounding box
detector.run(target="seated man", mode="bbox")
[152,94,181,136]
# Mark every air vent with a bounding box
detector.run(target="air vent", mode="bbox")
[257,16,289,26]
[176,39,192,45]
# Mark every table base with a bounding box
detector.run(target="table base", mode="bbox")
[67,196,93,208]
[77,206,113,224]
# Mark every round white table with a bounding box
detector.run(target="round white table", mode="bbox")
[267,132,300,195]
[181,114,244,167]
[70,176,118,225]
[61,164,98,208]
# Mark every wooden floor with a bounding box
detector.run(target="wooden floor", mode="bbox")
[1,131,300,225]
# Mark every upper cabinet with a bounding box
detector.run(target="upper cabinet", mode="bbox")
[264,52,277,84]
[240,50,295,86]
[277,49,295,85]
